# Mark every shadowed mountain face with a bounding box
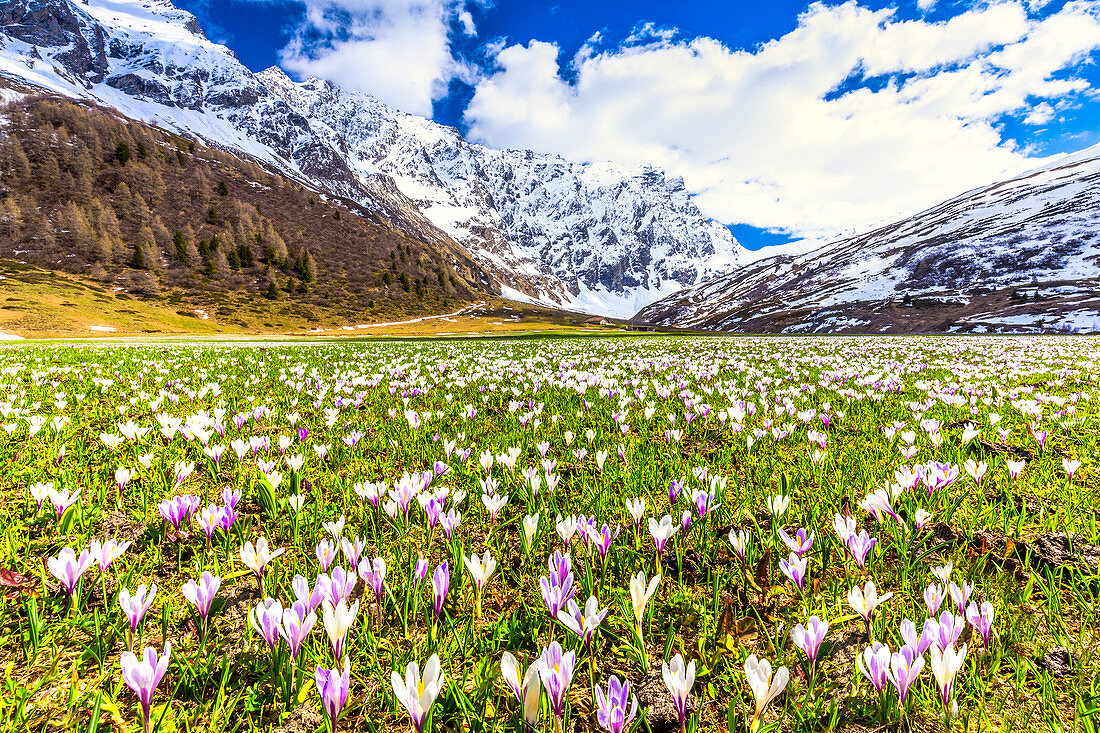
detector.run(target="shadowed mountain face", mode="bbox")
[636,145,1100,334]
[0,0,744,316]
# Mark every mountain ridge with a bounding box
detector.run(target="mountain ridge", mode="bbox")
[634,142,1100,334]
[0,0,743,317]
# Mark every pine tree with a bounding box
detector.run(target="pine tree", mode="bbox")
[114,141,132,165]
[173,230,189,265]
[131,240,147,270]
[136,226,159,271]
[302,249,316,282]
[236,242,255,268]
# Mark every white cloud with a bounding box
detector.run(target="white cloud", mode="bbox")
[465,0,1100,239]
[278,0,468,116]
[1024,101,1056,124]
[458,9,476,36]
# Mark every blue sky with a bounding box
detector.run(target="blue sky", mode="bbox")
[178,0,1100,249]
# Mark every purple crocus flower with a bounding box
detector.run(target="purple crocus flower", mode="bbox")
[899,618,936,656]
[423,497,443,531]
[576,515,597,547]
[358,557,387,604]
[317,566,357,607]
[847,530,876,569]
[668,478,685,505]
[778,527,814,557]
[540,551,576,618]
[48,546,94,597]
[121,643,171,733]
[922,461,960,495]
[648,515,678,559]
[948,580,973,615]
[89,538,131,573]
[595,675,638,733]
[316,539,339,572]
[197,505,227,544]
[251,597,283,653]
[890,646,925,706]
[218,505,239,532]
[857,642,891,693]
[340,536,365,568]
[182,572,221,637]
[924,583,945,615]
[1030,425,1048,449]
[432,561,449,620]
[661,654,695,730]
[415,558,430,586]
[930,643,968,719]
[315,656,351,729]
[779,552,808,590]
[538,642,576,726]
[965,601,995,649]
[557,595,608,652]
[49,486,81,519]
[293,574,325,612]
[119,584,157,651]
[691,488,720,519]
[440,509,461,539]
[222,487,241,511]
[791,616,829,672]
[391,655,443,733]
[931,610,965,652]
[586,523,616,560]
[280,600,317,661]
[158,496,190,531]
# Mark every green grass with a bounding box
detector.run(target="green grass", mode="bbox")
[0,336,1098,733]
[0,260,628,340]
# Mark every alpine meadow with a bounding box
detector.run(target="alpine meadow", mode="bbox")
[4,0,1100,731]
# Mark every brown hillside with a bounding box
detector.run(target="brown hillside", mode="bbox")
[0,95,489,316]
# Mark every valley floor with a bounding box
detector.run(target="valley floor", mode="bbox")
[0,260,633,340]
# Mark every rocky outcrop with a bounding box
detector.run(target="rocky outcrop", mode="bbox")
[636,144,1100,334]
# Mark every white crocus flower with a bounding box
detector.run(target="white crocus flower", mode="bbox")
[744,654,788,731]
[766,494,790,521]
[391,655,445,732]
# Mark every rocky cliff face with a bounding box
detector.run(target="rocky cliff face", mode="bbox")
[257,68,743,314]
[635,144,1100,334]
[0,0,744,315]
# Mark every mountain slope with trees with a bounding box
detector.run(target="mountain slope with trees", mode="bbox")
[0,94,490,330]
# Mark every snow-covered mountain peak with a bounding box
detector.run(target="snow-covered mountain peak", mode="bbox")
[0,0,745,316]
[256,60,747,315]
[636,143,1100,334]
